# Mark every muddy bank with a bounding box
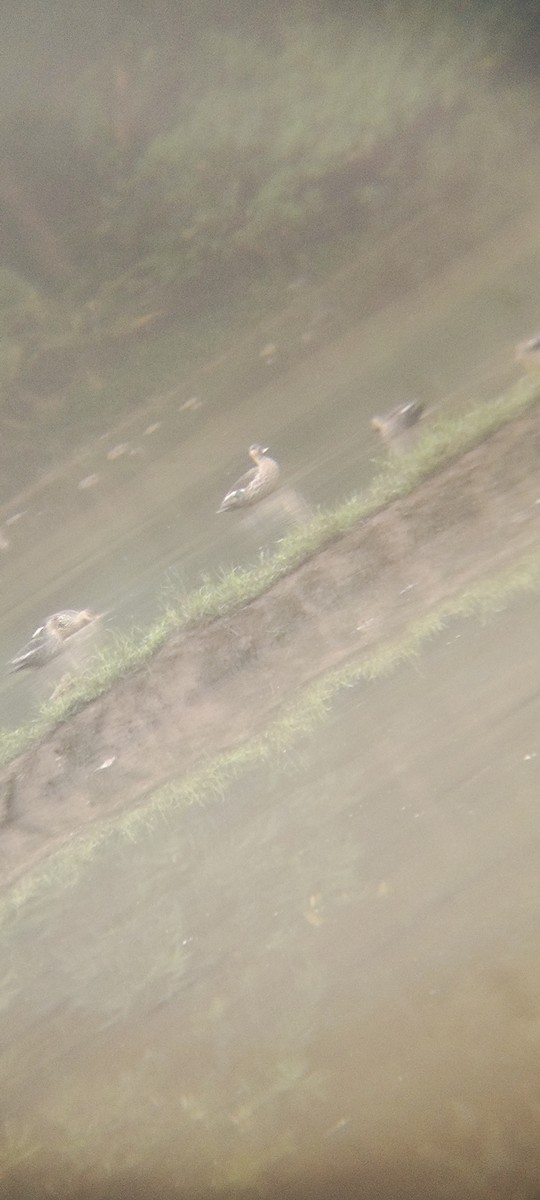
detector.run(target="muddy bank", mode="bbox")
[1,404,540,889]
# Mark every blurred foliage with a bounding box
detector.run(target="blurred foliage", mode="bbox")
[0,0,537,401]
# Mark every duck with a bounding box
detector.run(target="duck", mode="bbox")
[9,609,99,672]
[515,334,540,370]
[218,444,280,512]
[371,400,424,443]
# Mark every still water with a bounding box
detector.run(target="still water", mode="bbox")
[1,593,539,1198]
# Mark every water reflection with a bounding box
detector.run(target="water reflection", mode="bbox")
[223,486,314,534]
[1,595,539,1196]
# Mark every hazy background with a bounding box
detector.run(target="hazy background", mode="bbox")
[2,4,540,1199]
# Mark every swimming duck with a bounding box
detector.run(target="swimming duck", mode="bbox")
[515,335,540,370]
[218,444,280,512]
[9,609,99,672]
[371,400,424,442]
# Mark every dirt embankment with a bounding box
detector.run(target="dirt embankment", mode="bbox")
[1,405,540,889]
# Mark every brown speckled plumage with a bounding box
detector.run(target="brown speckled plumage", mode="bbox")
[9,609,99,672]
[218,444,280,512]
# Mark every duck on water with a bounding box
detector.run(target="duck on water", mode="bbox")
[217,444,280,512]
[9,609,100,672]
[371,400,424,443]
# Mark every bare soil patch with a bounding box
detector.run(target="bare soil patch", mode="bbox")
[1,404,540,890]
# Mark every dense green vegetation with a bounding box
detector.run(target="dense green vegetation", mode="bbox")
[0,0,537,432]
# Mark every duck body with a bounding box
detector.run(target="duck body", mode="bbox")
[218,444,280,512]
[515,335,540,370]
[371,400,424,442]
[9,609,98,672]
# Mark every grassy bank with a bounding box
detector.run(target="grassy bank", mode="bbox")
[0,371,537,770]
[2,541,540,925]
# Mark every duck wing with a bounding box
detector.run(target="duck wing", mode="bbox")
[218,466,258,511]
[8,612,77,672]
[9,628,52,672]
